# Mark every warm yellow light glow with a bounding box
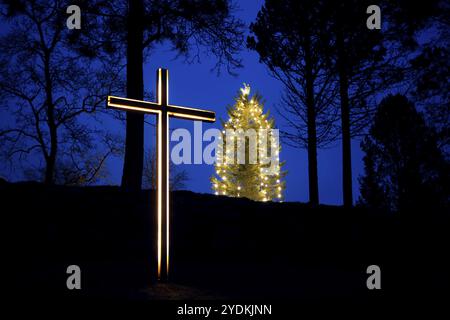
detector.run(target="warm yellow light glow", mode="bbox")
[168,111,215,122]
[169,103,214,115]
[157,68,163,280]
[107,102,160,114]
[158,68,162,105]
[166,110,170,278]
[240,84,250,96]
[166,69,169,105]
[108,95,158,109]
[108,68,215,281]
[157,109,162,279]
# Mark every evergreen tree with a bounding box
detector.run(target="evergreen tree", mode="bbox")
[211,85,286,202]
[248,0,338,205]
[357,145,388,211]
[328,0,390,208]
[358,94,449,212]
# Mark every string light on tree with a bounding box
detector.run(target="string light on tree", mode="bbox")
[211,84,286,202]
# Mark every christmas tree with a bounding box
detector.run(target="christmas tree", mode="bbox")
[211,84,286,201]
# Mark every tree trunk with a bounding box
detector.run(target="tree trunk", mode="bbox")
[305,38,319,206]
[45,125,57,185]
[337,30,353,207]
[122,0,145,190]
[44,52,57,185]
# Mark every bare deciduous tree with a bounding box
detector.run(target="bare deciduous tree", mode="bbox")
[0,0,123,184]
[73,0,246,191]
[142,148,189,191]
[248,0,339,205]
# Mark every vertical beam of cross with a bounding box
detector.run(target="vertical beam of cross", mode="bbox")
[157,68,169,281]
[107,68,215,282]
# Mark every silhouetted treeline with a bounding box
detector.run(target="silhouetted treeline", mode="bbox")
[0,0,245,189]
[248,0,449,206]
[358,94,449,212]
[0,0,448,207]
[72,0,245,191]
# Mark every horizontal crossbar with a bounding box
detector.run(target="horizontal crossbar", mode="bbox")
[107,96,215,122]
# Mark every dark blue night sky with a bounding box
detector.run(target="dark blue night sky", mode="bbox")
[0,0,366,204]
[2,0,448,303]
[102,0,365,204]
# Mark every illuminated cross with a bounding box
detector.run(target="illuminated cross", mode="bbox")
[107,68,215,281]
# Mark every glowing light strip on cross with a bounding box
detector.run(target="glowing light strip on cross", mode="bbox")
[106,68,215,281]
[107,98,215,122]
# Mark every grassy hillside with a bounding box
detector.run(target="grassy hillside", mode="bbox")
[2,180,448,301]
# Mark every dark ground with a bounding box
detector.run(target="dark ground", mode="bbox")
[2,179,449,304]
